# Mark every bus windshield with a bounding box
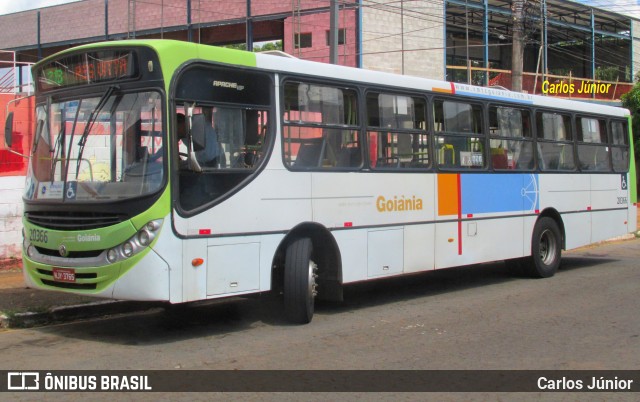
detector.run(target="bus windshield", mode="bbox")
[25,90,164,203]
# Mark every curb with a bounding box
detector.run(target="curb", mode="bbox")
[0,300,161,329]
[606,233,637,242]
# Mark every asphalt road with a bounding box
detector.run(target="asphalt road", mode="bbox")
[0,238,638,399]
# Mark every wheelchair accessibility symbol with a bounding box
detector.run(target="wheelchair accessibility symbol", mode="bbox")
[66,182,77,200]
[620,174,627,190]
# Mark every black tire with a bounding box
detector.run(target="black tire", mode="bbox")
[523,217,562,278]
[284,238,317,324]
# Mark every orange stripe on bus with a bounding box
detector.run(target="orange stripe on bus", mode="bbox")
[437,173,459,216]
[432,88,453,94]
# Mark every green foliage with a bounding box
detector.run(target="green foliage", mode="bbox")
[620,82,640,166]
[223,43,248,51]
[222,41,283,53]
[257,41,283,52]
[595,66,620,82]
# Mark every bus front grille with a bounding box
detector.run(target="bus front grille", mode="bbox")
[25,211,126,231]
[34,246,103,259]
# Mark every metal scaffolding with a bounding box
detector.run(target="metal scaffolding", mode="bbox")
[0,50,33,94]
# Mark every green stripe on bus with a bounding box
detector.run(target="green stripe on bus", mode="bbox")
[628,115,637,204]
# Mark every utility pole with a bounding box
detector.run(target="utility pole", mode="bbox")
[246,0,253,51]
[511,0,525,92]
[329,0,339,64]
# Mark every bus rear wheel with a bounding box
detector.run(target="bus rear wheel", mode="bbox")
[284,237,318,324]
[524,217,562,278]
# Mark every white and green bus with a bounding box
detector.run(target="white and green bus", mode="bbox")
[6,40,637,323]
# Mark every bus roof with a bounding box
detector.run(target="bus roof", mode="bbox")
[34,39,630,118]
[255,51,630,118]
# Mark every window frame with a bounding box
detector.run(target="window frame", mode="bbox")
[433,97,487,171]
[488,103,535,172]
[171,62,276,217]
[325,28,346,46]
[575,114,612,172]
[365,90,431,171]
[534,109,577,172]
[609,119,630,173]
[294,33,313,49]
[281,78,363,171]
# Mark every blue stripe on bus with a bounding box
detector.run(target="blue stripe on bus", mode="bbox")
[455,91,535,105]
[460,173,539,214]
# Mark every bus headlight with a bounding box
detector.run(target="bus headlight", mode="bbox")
[27,245,36,258]
[146,221,159,231]
[107,249,118,263]
[103,219,163,264]
[122,242,134,257]
[138,230,150,246]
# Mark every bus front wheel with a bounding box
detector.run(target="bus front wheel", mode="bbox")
[284,237,318,324]
[524,217,562,278]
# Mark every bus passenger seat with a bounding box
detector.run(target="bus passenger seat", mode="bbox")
[336,147,361,167]
[491,148,508,169]
[294,141,323,167]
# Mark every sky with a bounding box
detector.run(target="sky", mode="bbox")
[1,0,640,18]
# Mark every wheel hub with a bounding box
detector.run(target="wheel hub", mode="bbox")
[539,229,557,265]
[308,261,318,298]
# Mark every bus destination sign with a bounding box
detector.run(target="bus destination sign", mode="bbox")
[37,50,137,91]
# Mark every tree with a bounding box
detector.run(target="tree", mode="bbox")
[620,78,640,193]
[222,41,283,52]
[256,41,283,52]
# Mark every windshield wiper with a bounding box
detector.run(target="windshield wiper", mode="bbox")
[49,126,65,183]
[74,85,118,180]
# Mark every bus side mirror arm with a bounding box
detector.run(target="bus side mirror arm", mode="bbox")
[190,113,207,151]
[188,151,203,172]
[186,113,207,172]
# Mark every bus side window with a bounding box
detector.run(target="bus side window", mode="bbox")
[366,92,429,170]
[610,120,629,172]
[434,99,484,170]
[576,117,610,172]
[536,112,575,171]
[283,81,361,170]
[489,106,534,171]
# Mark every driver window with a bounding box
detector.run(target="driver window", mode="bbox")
[174,65,272,213]
[176,103,270,211]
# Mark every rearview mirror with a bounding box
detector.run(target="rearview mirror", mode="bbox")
[4,112,14,147]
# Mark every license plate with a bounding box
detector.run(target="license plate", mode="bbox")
[52,268,76,283]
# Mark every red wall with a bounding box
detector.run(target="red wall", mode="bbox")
[0,94,34,177]
[283,10,358,67]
